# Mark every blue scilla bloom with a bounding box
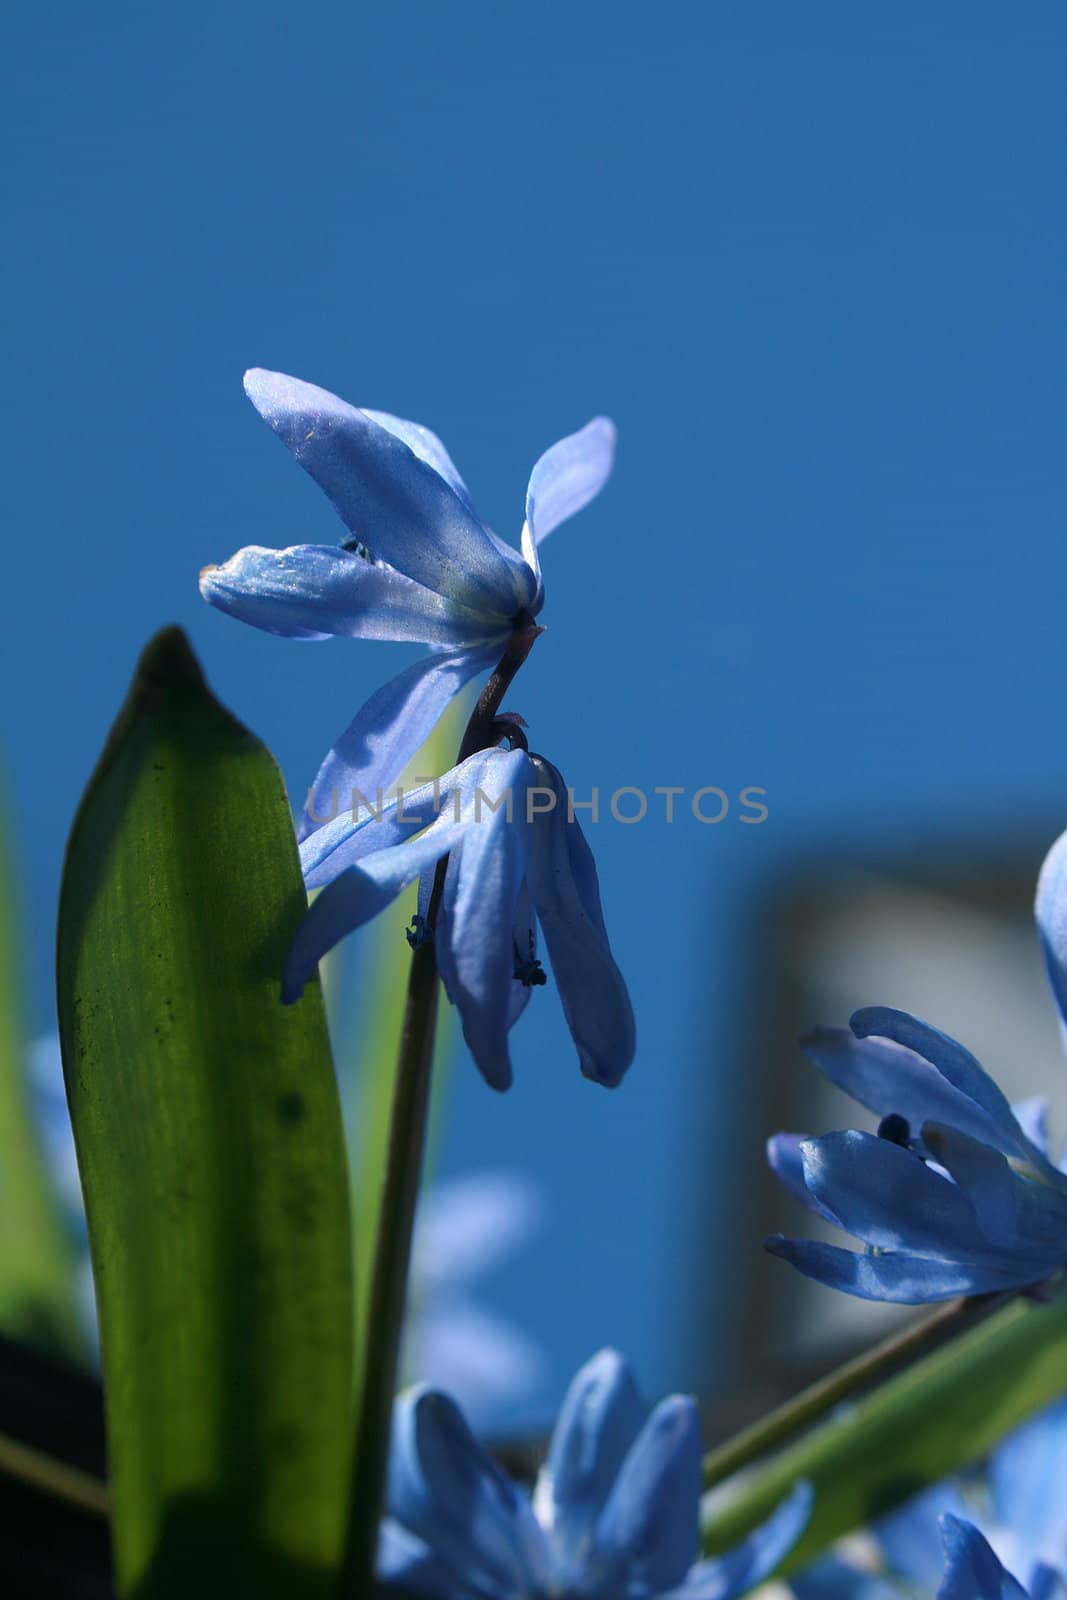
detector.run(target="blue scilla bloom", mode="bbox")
[410,1172,547,1433]
[764,830,1067,1303]
[791,1397,1067,1600]
[935,1519,1048,1600]
[199,369,615,835]
[378,1348,813,1600]
[284,742,635,1090]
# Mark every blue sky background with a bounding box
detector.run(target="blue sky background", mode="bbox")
[4,4,1066,1429]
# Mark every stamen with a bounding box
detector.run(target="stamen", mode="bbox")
[514,956,547,988]
[406,915,433,950]
[877,1113,912,1149]
[339,535,373,561]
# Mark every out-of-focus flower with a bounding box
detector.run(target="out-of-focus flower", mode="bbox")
[379,1347,812,1600]
[199,369,615,835]
[407,1172,546,1435]
[935,1518,1058,1600]
[29,1036,97,1351]
[790,1397,1067,1600]
[766,830,1067,1303]
[286,744,635,1091]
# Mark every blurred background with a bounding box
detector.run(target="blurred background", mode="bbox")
[3,1,1066,1445]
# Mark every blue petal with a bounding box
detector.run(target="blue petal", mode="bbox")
[1013,1097,1052,1158]
[362,409,478,513]
[534,1349,646,1585]
[505,881,539,1029]
[301,768,464,891]
[591,1394,703,1596]
[663,1482,813,1600]
[938,1517,1030,1600]
[849,1010,1054,1179]
[1036,828,1067,1035]
[362,409,542,601]
[799,1131,987,1258]
[1031,1566,1067,1600]
[989,1397,1067,1574]
[377,1518,472,1600]
[875,1482,971,1590]
[434,750,534,1090]
[525,417,617,547]
[413,1173,542,1292]
[1030,1561,1067,1600]
[791,1554,900,1600]
[766,1133,842,1226]
[526,759,635,1087]
[243,369,535,616]
[198,544,506,646]
[765,1237,1025,1302]
[283,814,463,1002]
[522,416,616,611]
[299,645,499,842]
[802,1025,1045,1175]
[386,1386,549,1598]
[920,1124,1023,1247]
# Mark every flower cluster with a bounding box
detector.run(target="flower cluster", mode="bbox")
[201,370,615,834]
[197,368,1067,1600]
[380,1348,812,1600]
[766,830,1067,1303]
[202,370,634,1090]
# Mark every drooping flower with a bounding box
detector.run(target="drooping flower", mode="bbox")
[764,829,1067,1303]
[285,741,635,1091]
[791,1397,1067,1600]
[378,1347,813,1600]
[199,370,615,835]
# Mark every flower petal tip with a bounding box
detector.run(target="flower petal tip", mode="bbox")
[280,973,306,1006]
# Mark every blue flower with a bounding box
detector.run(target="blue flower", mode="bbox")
[408,1172,547,1433]
[935,1519,1039,1600]
[199,370,615,835]
[284,742,635,1091]
[791,1397,1067,1600]
[378,1348,813,1600]
[765,829,1067,1303]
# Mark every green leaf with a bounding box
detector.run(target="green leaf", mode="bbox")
[56,628,353,1600]
[0,782,84,1358]
[702,1285,1067,1574]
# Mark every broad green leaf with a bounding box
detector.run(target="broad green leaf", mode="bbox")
[702,1285,1067,1574]
[0,782,83,1358]
[56,629,353,1600]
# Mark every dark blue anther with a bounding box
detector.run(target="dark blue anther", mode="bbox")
[877,1112,912,1149]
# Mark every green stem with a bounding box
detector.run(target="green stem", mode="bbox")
[701,1282,1067,1568]
[0,1428,109,1518]
[703,1289,1011,1489]
[342,938,440,1591]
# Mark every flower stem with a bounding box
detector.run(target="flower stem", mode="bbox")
[342,618,544,1592]
[702,1288,1013,1489]
[0,1429,109,1519]
[456,618,544,762]
[342,937,440,1590]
